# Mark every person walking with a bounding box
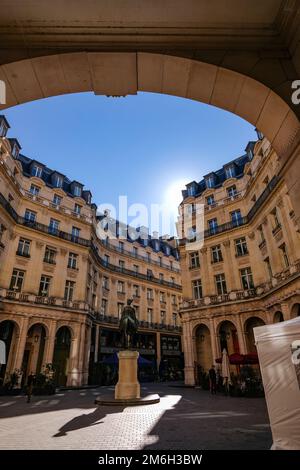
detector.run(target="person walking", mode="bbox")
[26,372,35,403]
[209,365,217,395]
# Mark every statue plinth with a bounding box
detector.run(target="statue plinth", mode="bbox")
[115,350,140,400]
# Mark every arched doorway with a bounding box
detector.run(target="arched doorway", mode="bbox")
[291,303,300,318]
[218,321,239,355]
[195,324,212,373]
[244,317,265,353]
[22,324,47,381]
[274,311,284,323]
[53,326,71,386]
[0,320,18,383]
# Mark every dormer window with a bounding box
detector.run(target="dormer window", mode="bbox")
[53,174,63,188]
[255,128,263,140]
[225,165,235,179]
[205,174,215,189]
[165,245,171,256]
[187,185,196,197]
[73,185,82,197]
[12,144,20,159]
[31,164,42,178]
[0,116,9,137]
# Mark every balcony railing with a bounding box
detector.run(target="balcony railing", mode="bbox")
[96,313,182,333]
[91,244,182,290]
[181,260,300,310]
[0,287,90,311]
[99,238,180,273]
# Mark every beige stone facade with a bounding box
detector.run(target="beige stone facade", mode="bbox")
[177,135,300,385]
[0,116,182,387]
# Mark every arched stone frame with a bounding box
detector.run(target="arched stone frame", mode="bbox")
[243,316,266,354]
[193,321,213,374]
[273,311,284,323]
[215,317,240,355]
[0,317,21,380]
[290,301,300,319]
[24,321,49,376]
[27,319,50,338]
[52,324,74,386]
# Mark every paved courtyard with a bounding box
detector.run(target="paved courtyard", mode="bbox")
[0,383,272,450]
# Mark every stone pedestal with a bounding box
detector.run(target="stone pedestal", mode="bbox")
[115,350,140,400]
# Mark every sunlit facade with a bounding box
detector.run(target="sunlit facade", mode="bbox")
[178,132,300,385]
[0,115,182,387]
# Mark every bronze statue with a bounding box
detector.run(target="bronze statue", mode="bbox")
[119,299,139,349]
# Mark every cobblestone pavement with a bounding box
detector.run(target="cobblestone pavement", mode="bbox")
[0,383,272,450]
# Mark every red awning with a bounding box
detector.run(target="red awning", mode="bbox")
[215,352,259,365]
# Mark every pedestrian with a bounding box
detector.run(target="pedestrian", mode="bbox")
[26,372,35,403]
[209,365,217,395]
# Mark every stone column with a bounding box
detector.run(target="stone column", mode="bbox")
[235,315,247,354]
[94,324,100,363]
[12,316,29,372]
[43,320,57,367]
[209,318,218,363]
[280,302,291,321]
[156,331,161,371]
[83,324,92,385]
[183,320,195,386]
[67,323,83,386]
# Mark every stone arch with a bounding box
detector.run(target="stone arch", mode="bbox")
[0,319,20,381]
[273,311,284,323]
[23,323,47,377]
[291,303,300,319]
[244,316,266,353]
[55,322,75,339]
[194,323,213,375]
[53,325,72,386]
[216,319,240,355]
[0,52,299,160]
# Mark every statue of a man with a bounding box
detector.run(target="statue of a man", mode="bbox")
[119,299,139,349]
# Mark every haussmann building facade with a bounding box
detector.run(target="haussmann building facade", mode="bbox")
[177,131,300,386]
[0,115,182,388]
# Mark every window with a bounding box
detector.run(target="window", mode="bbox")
[10,269,25,292]
[24,209,36,223]
[29,184,40,196]
[49,218,60,233]
[206,195,215,206]
[133,284,139,297]
[104,254,110,266]
[102,276,109,290]
[227,185,237,198]
[147,269,153,279]
[280,244,290,268]
[119,241,124,253]
[187,225,197,241]
[118,302,124,318]
[211,245,223,264]
[206,175,215,188]
[44,247,56,264]
[134,305,139,319]
[119,260,125,271]
[133,246,138,257]
[53,194,62,206]
[53,174,63,188]
[208,218,218,234]
[170,276,175,285]
[189,251,200,269]
[64,280,75,301]
[73,185,81,197]
[159,273,164,282]
[147,288,153,300]
[11,144,19,159]
[72,226,80,239]
[101,298,107,315]
[68,252,78,269]
[8,193,14,203]
[147,308,153,324]
[192,279,203,300]
[0,118,8,137]
[240,267,254,290]
[172,294,176,305]
[235,237,248,257]
[170,260,173,270]
[39,275,51,296]
[32,165,42,178]
[271,207,281,229]
[133,264,139,274]
[159,256,162,267]
[231,209,242,226]
[258,225,265,244]
[264,257,272,279]
[117,281,124,293]
[187,185,196,196]
[160,310,166,325]
[74,203,81,214]
[17,238,31,257]
[160,291,166,303]
[225,166,235,179]
[147,253,151,263]
[215,274,227,295]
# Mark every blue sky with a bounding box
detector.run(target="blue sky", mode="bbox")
[4,92,257,235]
